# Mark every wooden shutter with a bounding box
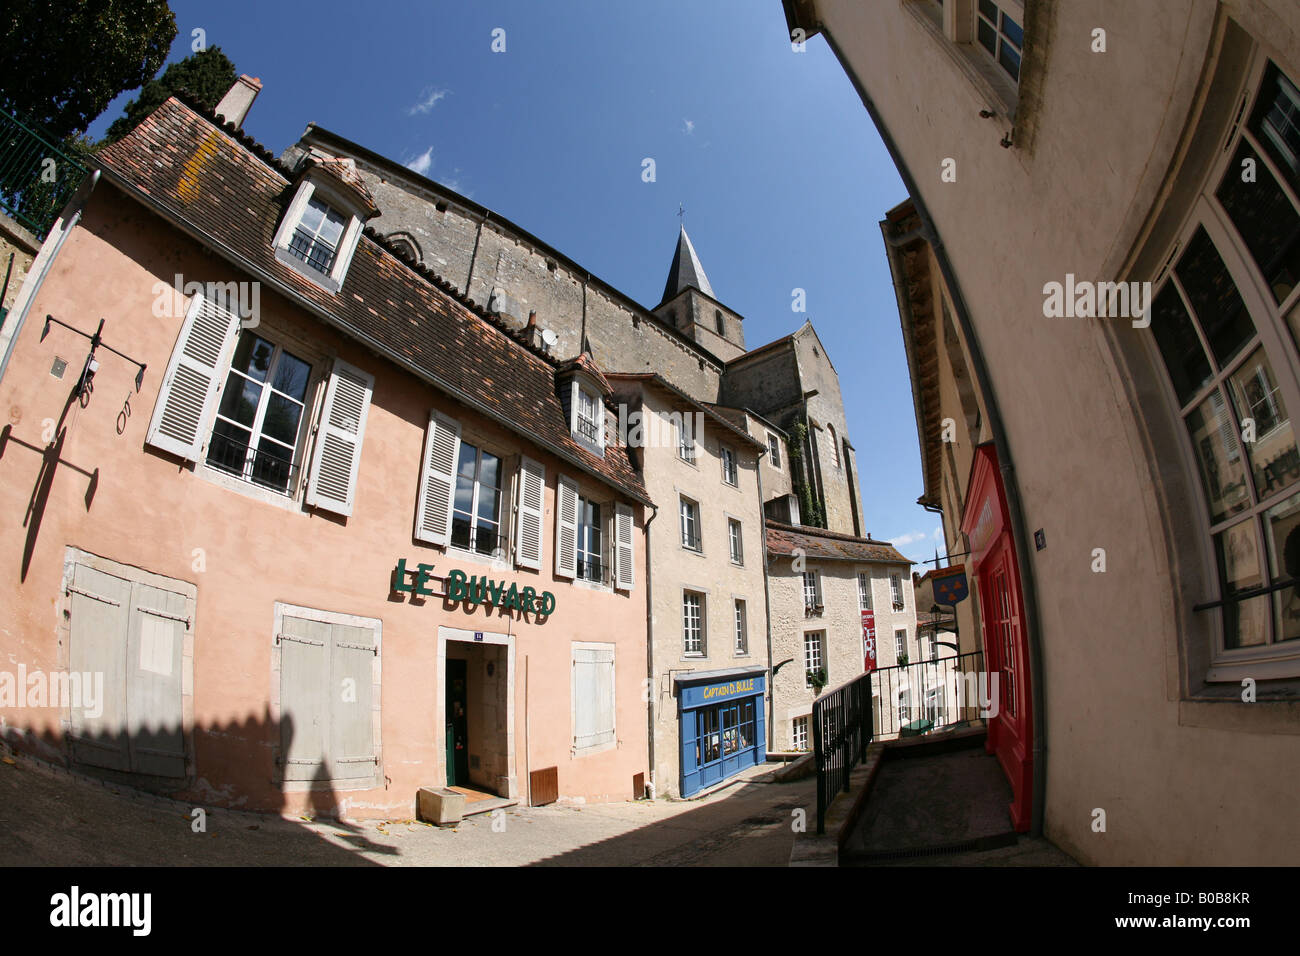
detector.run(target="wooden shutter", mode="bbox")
[514,455,545,570]
[145,291,241,461]
[67,564,133,772]
[279,615,331,782]
[555,475,579,579]
[329,622,377,782]
[572,645,615,750]
[125,580,187,777]
[306,358,374,517]
[414,410,461,545]
[614,503,634,591]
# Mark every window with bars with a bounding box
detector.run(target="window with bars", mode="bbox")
[451,441,504,557]
[286,196,347,275]
[576,496,603,583]
[975,0,1023,85]
[728,518,743,564]
[734,599,748,654]
[683,591,705,656]
[858,571,873,611]
[680,496,702,551]
[576,388,602,445]
[1148,59,1300,674]
[804,632,823,688]
[206,332,312,494]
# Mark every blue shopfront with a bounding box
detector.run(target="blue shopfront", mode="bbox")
[678,669,767,797]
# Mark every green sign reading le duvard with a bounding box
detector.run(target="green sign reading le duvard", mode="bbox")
[394,559,556,615]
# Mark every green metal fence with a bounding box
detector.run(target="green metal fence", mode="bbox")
[0,108,89,239]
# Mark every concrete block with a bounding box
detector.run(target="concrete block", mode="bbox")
[417,787,465,826]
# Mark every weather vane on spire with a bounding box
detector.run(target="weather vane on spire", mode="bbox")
[677,202,685,227]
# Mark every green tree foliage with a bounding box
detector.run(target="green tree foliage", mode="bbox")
[102,46,236,145]
[0,0,176,141]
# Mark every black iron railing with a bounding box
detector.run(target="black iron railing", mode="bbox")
[286,226,338,275]
[0,108,88,238]
[450,518,507,559]
[577,556,603,582]
[576,414,600,444]
[812,672,872,835]
[206,431,299,494]
[869,650,986,740]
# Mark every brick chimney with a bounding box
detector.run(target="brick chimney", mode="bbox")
[215,75,263,128]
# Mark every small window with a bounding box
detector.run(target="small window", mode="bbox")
[792,715,809,752]
[734,599,748,654]
[715,309,724,335]
[452,441,505,557]
[975,0,1023,85]
[890,573,905,610]
[576,387,602,445]
[576,496,603,583]
[827,423,840,467]
[721,445,738,485]
[804,631,824,688]
[895,628,908,662]
[272,177,365,292]
[767,432,782,469]
[206,331,313,495]
[287,195,348,275]
[728,518,744,564]
[803,570,822,610]
[680,497,702,551]
[858,572,873,611]
[572,642,616,753]
[679,418,697,463]
[683,591,706,656]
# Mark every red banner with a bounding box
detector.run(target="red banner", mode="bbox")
[862,609,877,673]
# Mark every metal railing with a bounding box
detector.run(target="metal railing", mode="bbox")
[450,518,507,559]
[206,431,300,494]
[286,226,338,275]
[812,672,872,834]
[870,650,986,740]
[0,108,88,238]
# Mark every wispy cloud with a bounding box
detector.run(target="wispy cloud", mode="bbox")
[405,146,434,176]
[408,87,449,116]
[682,118,695,134]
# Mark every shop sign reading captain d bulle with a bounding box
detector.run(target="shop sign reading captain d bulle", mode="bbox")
[393,559,557,615]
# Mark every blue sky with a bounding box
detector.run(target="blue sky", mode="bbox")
[88,0,942,563]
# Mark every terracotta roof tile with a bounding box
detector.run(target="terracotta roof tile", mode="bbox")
[765,521,913,565]
[95,98,650,506]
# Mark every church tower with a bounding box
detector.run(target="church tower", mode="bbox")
[651,226,746,361]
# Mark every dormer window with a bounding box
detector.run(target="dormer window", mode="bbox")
[577,387,601,444]
[558,354,612,459]
[272,154,377,294]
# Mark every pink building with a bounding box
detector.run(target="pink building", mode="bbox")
[0,93,650,819]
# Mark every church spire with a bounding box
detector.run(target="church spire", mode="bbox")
[660,224,715,304]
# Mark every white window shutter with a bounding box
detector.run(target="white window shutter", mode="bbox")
[514,455,545,570]
[555,475,579,579]
[415,410,461,545]
[145,291,241,462]
[573,645,615,750]
[614,503,634,591]
[306,357,374,517]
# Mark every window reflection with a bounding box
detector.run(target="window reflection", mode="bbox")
[1226,349,1299,498]
[1216,521,1269,648]
[1264,492,1300,642]
[1186,390,1250,523]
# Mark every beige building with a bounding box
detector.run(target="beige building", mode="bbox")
[786,0,1300,862]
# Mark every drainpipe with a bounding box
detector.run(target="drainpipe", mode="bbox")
[0,168,100,386]
[643,498,658,799]
[825,29,1048,838]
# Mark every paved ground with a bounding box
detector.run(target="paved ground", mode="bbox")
[0,748,814,867]
[842,744,1077,867]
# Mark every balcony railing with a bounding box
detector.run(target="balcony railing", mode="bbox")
[576,414,600,444]
[286,227,338,275]
[577,555,603,582]
[0,108,88,238]
[450,518,506,559]
[206,432,299,494]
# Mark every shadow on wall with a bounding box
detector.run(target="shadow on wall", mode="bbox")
[0,706,397,864]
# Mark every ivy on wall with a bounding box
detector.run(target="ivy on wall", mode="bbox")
[787,420,826,528]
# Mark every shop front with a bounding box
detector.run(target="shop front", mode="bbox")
[960,442,1033,832]
[677,669,766,797]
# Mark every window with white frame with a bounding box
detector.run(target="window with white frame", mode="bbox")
[890,573,905,610]
[287,195,347,275]
[728,518,743,564]
[680,496,702,551]
[792,715,809,751]
[804,631,824,688]
[206,331,313,494]
[679,417,697,463]
[721,445,738,485]
[803,570,822,609]
[895,628,908,661]
[576,387,602,446]
[975,0,1023,85]
[271,175,365,292]
[683,591,705,656]
[767,432,781,469]
[572,643,615,753]
[1147,58,1300,678]
[452,441,505,557]
[576,496,603,583]
[734,599,748,654]
[858,571,873,611]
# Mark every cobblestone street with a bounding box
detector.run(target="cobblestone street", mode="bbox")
[0,749,814,867]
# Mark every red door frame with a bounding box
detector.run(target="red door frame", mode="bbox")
[960,442,1033,832]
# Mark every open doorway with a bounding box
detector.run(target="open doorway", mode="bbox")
[438,628,516,800]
